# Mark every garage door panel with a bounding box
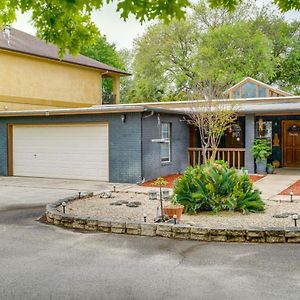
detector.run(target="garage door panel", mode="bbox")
[12,124,109,181]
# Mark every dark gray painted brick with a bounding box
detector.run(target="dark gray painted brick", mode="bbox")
[0,113,142,183]
[142,113,189,181]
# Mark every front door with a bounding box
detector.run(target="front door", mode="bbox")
[282,120,300,167]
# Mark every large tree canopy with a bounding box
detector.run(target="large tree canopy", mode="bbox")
[0,0,298,56]
[80,35,126,94]
[126,1,300,102]
[0,0,189,56]
[209,0,300,12]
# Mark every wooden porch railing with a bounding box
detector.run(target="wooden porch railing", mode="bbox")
[188,147,246,169]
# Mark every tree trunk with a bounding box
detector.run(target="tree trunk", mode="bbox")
[210,146,217,162]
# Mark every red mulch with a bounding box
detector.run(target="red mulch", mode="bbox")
[249,175,265,183]
[279,180,300,195]
[142,174,182,188]
[141,174,265,188]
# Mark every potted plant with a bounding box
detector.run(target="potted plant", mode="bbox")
[267,163,274,174]
[163,203,184,221]
[251,139,271,174]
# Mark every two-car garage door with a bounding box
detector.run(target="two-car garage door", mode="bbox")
[11,123,109,181]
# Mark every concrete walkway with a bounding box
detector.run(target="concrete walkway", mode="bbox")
[0,177,136,210]
[254,168,300,201]
[0,176,171,210]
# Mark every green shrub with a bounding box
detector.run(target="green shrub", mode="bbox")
[172,161,264,214]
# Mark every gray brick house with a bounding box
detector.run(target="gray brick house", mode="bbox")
[0,78,299,183]
[0,105,189,183]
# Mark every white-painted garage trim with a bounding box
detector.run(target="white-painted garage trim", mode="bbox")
[11,123,109,181]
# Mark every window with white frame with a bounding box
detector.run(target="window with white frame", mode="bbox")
[161,122,171,163]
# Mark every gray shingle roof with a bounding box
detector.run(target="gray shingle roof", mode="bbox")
[0,28,130,75]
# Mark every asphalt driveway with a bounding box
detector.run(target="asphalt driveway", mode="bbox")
[1,206,300,300]
[0,176,120,210]
[1,176,300,300]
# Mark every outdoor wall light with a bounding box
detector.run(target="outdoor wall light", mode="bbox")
[62,201,67,214]
[292,214,298,227]
[121,114,126,123]
[143,214,147,223]
[290,191,294,202]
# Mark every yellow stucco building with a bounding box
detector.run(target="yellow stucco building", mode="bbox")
[0,28,129,111]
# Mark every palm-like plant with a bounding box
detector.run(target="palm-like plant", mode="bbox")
[173,161,264,214]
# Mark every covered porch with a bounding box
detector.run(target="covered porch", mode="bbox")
[188,112,300,173]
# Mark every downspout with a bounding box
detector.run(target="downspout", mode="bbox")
[140,112,144,183]
[140,110,155,182]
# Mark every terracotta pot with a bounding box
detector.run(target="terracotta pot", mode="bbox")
[163,205,184,220]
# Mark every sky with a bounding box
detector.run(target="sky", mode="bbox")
[12,1,300,50]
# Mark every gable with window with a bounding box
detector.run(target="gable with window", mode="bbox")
[226,77,292,99]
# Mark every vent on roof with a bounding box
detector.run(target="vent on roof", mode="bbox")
[2,25,11,45]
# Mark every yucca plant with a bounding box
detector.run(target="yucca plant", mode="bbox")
[172,161,264,214]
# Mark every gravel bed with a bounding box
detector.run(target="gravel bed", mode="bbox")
[63,192,300,228]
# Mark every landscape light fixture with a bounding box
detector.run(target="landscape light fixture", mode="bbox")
[173,214,177,225]
[148,190,157,200]
[292,214,298,227]
[290,191,294,202]
[162,190,170,200]
[78,191,81,199]
[62,201,67,214]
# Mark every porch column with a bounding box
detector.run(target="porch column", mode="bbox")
[112,75,120,104]
[245,114,255,173]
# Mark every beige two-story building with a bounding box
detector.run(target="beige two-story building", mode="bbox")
[0,28,129,111]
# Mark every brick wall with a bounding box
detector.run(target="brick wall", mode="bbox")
[142,112,189,181]
[0,113,143,183]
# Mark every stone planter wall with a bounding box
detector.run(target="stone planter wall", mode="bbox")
[46,195,300,243]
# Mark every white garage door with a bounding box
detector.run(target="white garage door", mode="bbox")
[12,123,109,181]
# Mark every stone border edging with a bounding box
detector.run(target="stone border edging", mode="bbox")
[45,193,300,243]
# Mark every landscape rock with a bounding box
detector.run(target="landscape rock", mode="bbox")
[190,227,209,241]
[141,224,157,236]
[126,222,141,235]
[98,220,111,232]
[209,228,227,242]
[111,221,126,234]
[156,224,173,238]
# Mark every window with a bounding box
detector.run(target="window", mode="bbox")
[241,82,257,98]
[259,87,266,97]
[233,88,241,98]
[161,123,171,163]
